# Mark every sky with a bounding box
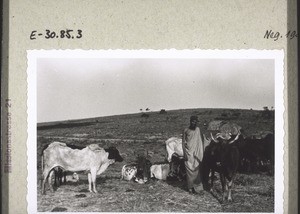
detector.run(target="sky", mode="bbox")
[37,58,274,123]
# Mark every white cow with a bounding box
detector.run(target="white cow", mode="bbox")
[41,142,123,194]
[165,137,184,162]
[165,135,211,162]
[150,164,170,180]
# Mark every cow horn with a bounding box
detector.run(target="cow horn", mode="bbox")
[216,133,223,139]
[228,132,241,144]
[210,132,219,143]
[216,133,230,140]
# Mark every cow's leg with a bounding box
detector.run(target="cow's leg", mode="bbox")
[220,173,226,202]
[88,173,92,192]
[49,170,56,192]
[227,179,233,202]
[42,168,51,194]
[210,170,215,192]
[53,169,57,187]
[57,169,62,186]
[41,177,47,194]
[63,171,67,184]
[41,179,47,195]
[54,168,60,188]
[91,169,98,193]
[224,182,228,202]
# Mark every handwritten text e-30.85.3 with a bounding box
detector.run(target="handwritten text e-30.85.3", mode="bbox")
[30,30,83,40]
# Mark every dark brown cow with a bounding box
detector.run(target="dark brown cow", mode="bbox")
[135,155,152,183]
[237,133,274,174]
[263,133,274,173]
[202,133,240,202]
[167,153,186,181]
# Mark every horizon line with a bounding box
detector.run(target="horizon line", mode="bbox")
[37,106,274,124]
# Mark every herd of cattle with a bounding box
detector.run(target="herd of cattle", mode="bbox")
[40,130,274,202]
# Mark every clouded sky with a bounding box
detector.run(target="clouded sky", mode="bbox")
[37,57,274,123]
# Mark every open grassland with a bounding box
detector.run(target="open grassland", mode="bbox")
[37,108,274,212]
[38,108,274,140]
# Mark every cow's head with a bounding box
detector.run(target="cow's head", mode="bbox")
[169,154,186,180]
[170,154,181,174]
[206,138,221,157]
[122,165,137,181]
[105,147,123,162]
[136,155,152,182]
[210,131,241,145]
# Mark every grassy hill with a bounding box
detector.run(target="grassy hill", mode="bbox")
[37,108,274,141]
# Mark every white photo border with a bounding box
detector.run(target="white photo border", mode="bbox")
[27,49,284,214]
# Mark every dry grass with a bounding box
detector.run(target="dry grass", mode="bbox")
[38,166,222,212]
[37,108,274,212]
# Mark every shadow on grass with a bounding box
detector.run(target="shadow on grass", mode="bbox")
[165,179,187,192]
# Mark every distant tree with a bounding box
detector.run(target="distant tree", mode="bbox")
[146,108,150,112]
[262,106,272,119]
[159,109,167,114]
[263,106,269,111]
[140,108,143,112]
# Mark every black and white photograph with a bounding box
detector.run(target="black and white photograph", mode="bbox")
[27,50,284,213]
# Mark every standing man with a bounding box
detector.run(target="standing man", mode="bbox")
[182,115,204,194]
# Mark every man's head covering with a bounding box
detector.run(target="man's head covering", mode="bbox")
[190,115,199,122]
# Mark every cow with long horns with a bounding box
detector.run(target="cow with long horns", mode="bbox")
[202,131,240,202]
